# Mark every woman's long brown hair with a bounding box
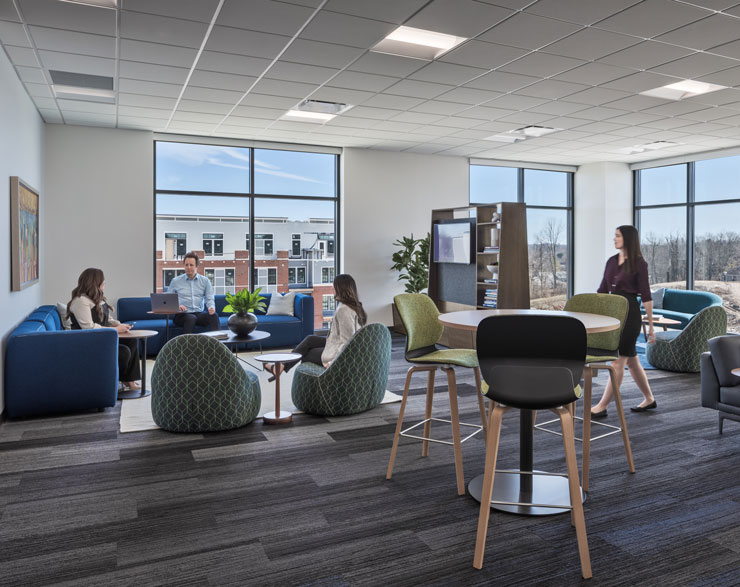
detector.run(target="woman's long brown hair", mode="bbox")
[67,268,107,321]
[617,225,644,274]
[333,273,367,326]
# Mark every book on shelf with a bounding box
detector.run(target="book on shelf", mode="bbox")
[482,247,500,253]
[481,302,497,308]
[483,278,498,284]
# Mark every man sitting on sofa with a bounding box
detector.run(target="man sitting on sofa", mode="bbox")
[167,251,219,334]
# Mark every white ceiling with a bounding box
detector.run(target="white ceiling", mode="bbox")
[3,0,740,165]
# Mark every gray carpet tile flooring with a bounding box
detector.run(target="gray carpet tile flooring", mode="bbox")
[1,334,739,586]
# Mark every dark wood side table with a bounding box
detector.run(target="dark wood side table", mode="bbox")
[202,329,271,369]
[147,310,173,340]
[117,329,158,400]
[255,352,301,425]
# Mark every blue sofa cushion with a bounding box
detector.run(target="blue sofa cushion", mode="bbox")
[662,289,722,314]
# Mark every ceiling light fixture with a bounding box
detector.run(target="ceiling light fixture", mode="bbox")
[371,26,467,60]
[640,80,727,100]
[52,85,115,103]
[58,0,118,8]
[281,99,353,123]
[616,141,680,155]
[484,125,562,142]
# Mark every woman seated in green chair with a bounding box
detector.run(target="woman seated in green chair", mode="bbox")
[268,274,366,380]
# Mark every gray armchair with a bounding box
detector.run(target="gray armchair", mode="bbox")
[701,334,740,433]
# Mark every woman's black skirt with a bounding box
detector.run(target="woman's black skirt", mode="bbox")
[614,291,641,357]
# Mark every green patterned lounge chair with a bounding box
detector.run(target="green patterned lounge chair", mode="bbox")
[151,334,261,432]
[646,305,727,373]
[386,293,487,497]
[291,323,391,417]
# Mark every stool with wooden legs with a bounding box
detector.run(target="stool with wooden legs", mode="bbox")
[473,315,591,579]
[386,293,487,496]
[535,294,635,492]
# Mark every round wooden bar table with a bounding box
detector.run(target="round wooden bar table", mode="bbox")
[439,309,620,516]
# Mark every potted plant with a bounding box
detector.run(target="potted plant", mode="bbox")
[223,287,267,337]
[390,233,431,333]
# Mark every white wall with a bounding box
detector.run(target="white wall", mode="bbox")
[343,148,469,325]
[574,162,632,293]
[0,47,45,414]
[44,125,154,308]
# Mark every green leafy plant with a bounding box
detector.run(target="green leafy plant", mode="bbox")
[223,288,267,315]
[390,233,431,294]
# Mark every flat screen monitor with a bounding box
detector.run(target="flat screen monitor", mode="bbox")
[433,219,474,264]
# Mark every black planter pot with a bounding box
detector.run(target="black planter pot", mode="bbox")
[227,312,257,337]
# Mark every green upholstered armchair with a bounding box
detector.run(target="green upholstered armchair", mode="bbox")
[646,305,727,373]
[151,334,261,432]
[291,323,391,417]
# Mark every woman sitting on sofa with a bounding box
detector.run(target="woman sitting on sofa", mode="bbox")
[67,267,141,391]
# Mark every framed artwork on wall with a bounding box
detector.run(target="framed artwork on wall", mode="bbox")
[10,176,39,291]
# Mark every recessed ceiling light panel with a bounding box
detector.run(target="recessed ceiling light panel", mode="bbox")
[616,141,680,154]
[640,79,727,100]
[371,26,467,60]
[52,85,115,103]
[484,125,561,142]
[281,100,353,123]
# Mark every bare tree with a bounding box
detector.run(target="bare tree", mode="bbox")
[536,219,564,294]
[642,232,661,284]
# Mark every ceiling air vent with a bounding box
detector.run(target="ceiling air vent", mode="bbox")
[49,70,115,103]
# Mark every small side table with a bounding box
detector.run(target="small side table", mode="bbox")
[202,329,271,369]
[641,315,681,341]
[118,329,158,400]
[147,310,173,340]
[255,352,301,425]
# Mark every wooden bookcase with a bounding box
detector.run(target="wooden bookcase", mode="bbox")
[429,202,530,348]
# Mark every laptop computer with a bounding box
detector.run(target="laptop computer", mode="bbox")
[150,292,179,312]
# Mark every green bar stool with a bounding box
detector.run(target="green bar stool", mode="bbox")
[535,293,635,492]
[386,293,487,496]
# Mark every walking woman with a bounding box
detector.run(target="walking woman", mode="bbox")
[592,225,657,417]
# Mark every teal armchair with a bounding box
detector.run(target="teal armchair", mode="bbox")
[291,323,391,417]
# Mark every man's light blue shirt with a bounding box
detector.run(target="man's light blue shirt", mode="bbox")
[167,273,215,313]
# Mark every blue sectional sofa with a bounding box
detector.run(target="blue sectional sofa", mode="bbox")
[649,288,723,329]
[5,305,119,418]
[117,293,314,355]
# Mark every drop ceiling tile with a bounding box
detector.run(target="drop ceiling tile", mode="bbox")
[267,61,339,85]
[601,71,678,93]
[403,143,451,154]
[28,26,114,57]
[485,94,548,110]
[56,99,115,114]
[362,94,425,110]
[328,70,398,92]
[570,106,630,121]
[642,117,698,129]
[191,69,256,92]
[674,122,732,135]
[120,12,208,49]
[118,116,167,129]
[24,81,51,97]
[371,120,423,133]
[479,12,582,50]
[324,116,373,128]
[525,0,642,25]
[0,0,19,22]
[300,11,395,48]
[499,52,584,78]
[604,112,664,125]
[120,61,190,85]
[38,50,114,77]
[166,121,216,132]
[438,145,487,156]
[123,0,220,22]
[451,129,498,139]
[176,100,232,115]
[0,20,29,46]
[534,115,591,129]
[642,101,715,116]
[595,0,710,38]
[565,86,632,106]
[385,79,455,99]
[459,105,517,120]
[62,112,115,125]
[526,101,590,116]
[495,111,556,125]
[344,105,401,119]
[406,0,512,37]
[119,78,182,98]
[706,39,740,62]
[206,26,290,59]
[120,39,197,67]
[656,14,740,51]
[197,51,270,76]
[349,52,425,77]
[238,94,299,110]
[515,79,590,99]
[389,111,445,124]
[602,94,669,110]
[437,87,502,105]
[312,86,375,105]
[15,65,45,83]
[599,41,694,71]
[279,39,364,69]
[410,100,471,115]
[222,116,273,128]
[251,78,317,98]
[231,105,285,119]
[433,116,490,129]
[682,88,740,106]
[39,109,63,123]
[723,3,740,14]
[552,62,634,86]
[118,93,177,109]
[464,70,540,92]
[543,28,640,61]
[680,106,740,121]
[409,61,489,85]
[21,0,116,34]
[651,52,738,78]
[31,96,56,109]
[440,40,527,70]
[324,0,428,23]
[216,0,314,35]
[173,111,226,124]
[118,105,172,118]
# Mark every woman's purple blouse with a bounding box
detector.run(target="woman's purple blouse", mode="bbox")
[597,254,652,302]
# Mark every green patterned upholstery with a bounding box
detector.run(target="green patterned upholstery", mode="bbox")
[394,293,479,368]
[565,293,627,362]
[291,323,391,416]
[646,305,727,373]
[151,334,261,432]
[394,293,444,352]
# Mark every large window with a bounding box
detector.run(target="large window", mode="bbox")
[155,141,339,328]
[470,164,573,309]
[636,156,737,331]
